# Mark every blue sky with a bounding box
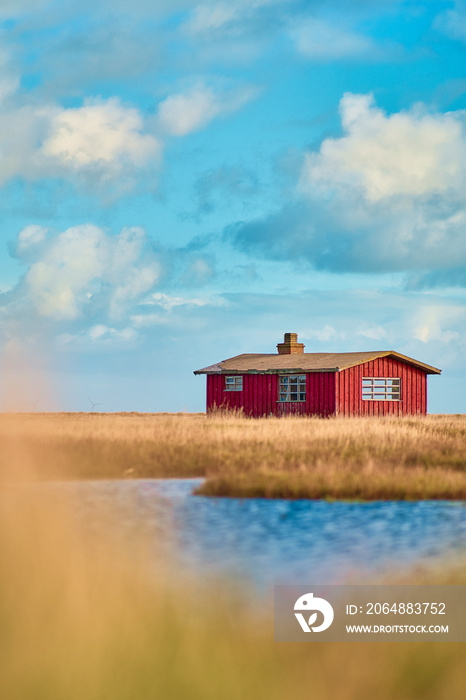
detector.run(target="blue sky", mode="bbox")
[0,0,465,412]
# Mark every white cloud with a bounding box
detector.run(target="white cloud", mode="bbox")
[0,80,246,189]
[0,98,160,190]
[155,84,257,136]
[42,98,160,174]
[2,223,228,351]
[230,93,466,277]
[290,18,374,60]
[0,55,160,190]
[16,224,162,320]
[301,93,466,202]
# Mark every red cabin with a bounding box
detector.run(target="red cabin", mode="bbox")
[194,333,441,417]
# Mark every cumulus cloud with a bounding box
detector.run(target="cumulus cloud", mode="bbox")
[228,93,466,283]
[155,84,257,136]
[0,222,225,359]
[0,63,251,192]
[301,93,466,201]
[42,98,160,174]
[0,94,160,191]
[10,224,162,321]
[0,46,159,192]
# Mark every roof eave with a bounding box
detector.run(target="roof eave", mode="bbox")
[376,351,441,375]
[193,351,442,375]
[194,367,340,375]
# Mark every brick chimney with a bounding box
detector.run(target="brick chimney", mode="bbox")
[277,332,305,354]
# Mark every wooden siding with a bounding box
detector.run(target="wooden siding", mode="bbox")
[206,372,336,417]
[335,357,427,416]
[207,373,279,416]
[307,372,335,417]
[205,357,430,417]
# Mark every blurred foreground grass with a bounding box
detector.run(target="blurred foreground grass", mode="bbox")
[1,414,466,699]
[1,486,466,700]
[1,412,466,499]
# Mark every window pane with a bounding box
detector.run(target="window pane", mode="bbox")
[278,374,306,401]
[362,377,401,401]
[225,376,242,391]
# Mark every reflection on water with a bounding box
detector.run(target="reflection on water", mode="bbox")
[21,479,466,589]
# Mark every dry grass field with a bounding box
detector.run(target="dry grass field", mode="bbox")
[1,473,466,700]
[1,413,466,699]
[1,411,466,499]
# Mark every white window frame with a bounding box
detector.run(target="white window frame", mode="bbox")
[362,377,401,401]
[278,374,306,402]
[224,376,243,391]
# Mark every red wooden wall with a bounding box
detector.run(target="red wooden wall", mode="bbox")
[206,372,335,417]
[306,372,335,417]
[335,357,427,416]
[206,358,428,416]
[207,373,278,416]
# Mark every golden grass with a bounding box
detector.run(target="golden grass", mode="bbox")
[1,412,466,500]
[1,418,466,699]
[0,460,466,699]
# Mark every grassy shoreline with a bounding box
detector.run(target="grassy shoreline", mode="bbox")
[2,412,466,699]
[2,477,466,700]
[1,412,466,500]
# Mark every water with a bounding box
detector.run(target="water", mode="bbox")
[28,479,466,590]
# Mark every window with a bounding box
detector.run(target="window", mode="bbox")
[362,377,401,401]
[225,376,243,391]
[279,374,306,402]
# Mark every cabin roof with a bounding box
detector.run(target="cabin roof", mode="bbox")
[194,351,442,375]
